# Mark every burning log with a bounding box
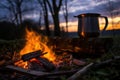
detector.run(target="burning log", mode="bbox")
[21,50,55,71]
[30,61,46,71]
[21,50,46,61]
[14,60,28,68]
[37,57,55,71]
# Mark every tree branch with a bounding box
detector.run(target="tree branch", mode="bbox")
[67,63,94,80]
[0,3,10,10]
[46,0,54,15]
[58,0,63,11]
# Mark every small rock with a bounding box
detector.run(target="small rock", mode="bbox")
[0,60,6,66]
[72,59,86,66]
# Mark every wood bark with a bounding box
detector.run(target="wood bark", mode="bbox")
[5,65,78,77]
[21,50,46,61]
[67,63,94,80]
[37,57,55,71]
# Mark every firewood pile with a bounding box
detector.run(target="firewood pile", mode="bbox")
[0,49,120,80]
[0,50,87,80]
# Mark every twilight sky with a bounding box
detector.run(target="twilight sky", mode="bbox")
[21,0,120,21]
[0,0,120,31]
[60,0,120,32]
[64,0,120,20]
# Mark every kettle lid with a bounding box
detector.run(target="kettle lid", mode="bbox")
[75,13,101,17]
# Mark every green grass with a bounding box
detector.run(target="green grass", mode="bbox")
[81,36,120,80]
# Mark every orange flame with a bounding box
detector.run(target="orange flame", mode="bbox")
[19,29,56,62]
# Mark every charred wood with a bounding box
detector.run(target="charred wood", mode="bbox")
[30,61,46,72]
[37,57,55,71]
[21,50,46,61]
[5,65,48,77]
[5,55,120,79]
[5,65,78,77]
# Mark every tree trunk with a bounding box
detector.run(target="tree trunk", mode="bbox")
[17,0,22,25]
[43,0,50,36]
[64,0,68,33]
[46,0,63,37]
[15,14,19,25]
[38,0,51,36]
[44,15,51,36]
[53,13,61,36]
[39,9,42,28]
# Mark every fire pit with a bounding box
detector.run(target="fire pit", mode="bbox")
[2,29,86,80]
[5,50,86,80]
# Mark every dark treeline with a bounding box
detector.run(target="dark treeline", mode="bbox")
[0,21,19,40]
[0,0,68,38]
[0,20,42,40]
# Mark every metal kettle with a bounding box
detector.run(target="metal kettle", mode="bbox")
[76,13,108,38]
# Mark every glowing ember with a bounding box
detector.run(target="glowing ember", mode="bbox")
[20,29,56,62]
[14,60,29,69]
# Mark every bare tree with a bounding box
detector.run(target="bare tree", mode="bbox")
[0,0,23,25]
[38,0,51,36]
[38,7,42,28]
[62,0,68,33]
[46,0,63,36]
[0,0,34,25]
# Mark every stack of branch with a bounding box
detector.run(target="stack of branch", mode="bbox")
[5,56,120,80]
[16,50,55,71]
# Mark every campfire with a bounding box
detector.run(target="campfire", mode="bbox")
[14,29,56,70]
[1,28,116,80]
[19,29,56,61]
[0,12,117,80]
[13,29,85,72]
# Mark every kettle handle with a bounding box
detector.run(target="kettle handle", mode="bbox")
[100,16,108,31]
